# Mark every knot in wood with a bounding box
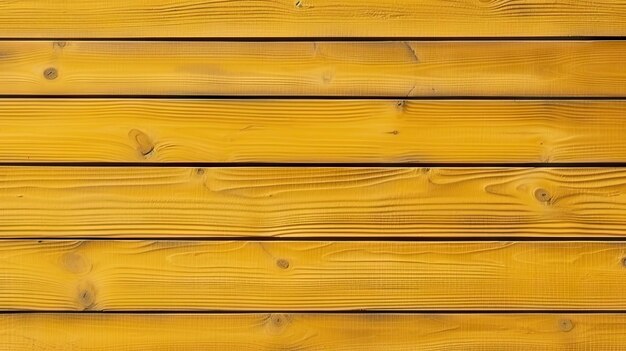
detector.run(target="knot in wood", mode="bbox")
[534,188,551,203]
[77,281,97,310]
[61,252,92,274]
[559,319,574,332]
[276,258,290,269]
[128,129,155,158]
[44,67,58,80]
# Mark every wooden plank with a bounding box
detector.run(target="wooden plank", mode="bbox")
[1,313,624,350]
[1,99,625,163]
[0,1,625,37]
[1,240,626,310]
[2,41,626,96]
[1,167,626,238]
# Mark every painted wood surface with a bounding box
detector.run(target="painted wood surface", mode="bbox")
[3,0,625,346]
[1,240,626,310]
[1,167,626,238]
[0,99,625,163]
[0,1,625,38]
[0,313,623,350]
[1,41,626,96]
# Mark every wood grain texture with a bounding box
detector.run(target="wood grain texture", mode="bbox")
[1,313,624,350]
[2,41,626,96]
[1,99,625,163]
[2,240,626,310]
[0,1,625,37]
[2,167,626,238]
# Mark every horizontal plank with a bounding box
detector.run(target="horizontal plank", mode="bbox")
[1,313,625,350]
[2,241,626,310]
[0,1,625,37]
[1,99,626,163]
[2,167,626,237]
[2,41,626,96]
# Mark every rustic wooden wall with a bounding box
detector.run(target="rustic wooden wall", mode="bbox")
[1,1,626,349]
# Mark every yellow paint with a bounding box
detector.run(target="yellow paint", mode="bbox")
[0,99,624,162]
[0,313,623,350]
[1,41,625,96]
[1,241,626,310]
[0,1,625,37]
[1,0,625,344]
[0,167,625,237]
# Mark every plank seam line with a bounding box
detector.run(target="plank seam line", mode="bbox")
[0,36,625,42]
[1,310,626,314]
[0,162,626,168]
[14,237,626,242]
[0,95,625,100]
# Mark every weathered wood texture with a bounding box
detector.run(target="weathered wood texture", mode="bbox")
[0,1,625,37]
[1,41,626,96]
[1,167,626,238]
[2,241,626,310]
[0,313,623,350]
[0,99,624,163]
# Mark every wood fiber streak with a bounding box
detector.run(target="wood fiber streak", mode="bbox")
[0,313,624,350]
[2,167,626,237]
[1,241,626,310]
[1,41,626,96]
[0,99,625,163]
[0,0,625,37]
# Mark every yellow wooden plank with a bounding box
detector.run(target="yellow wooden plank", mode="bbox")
[0,1,625,37]
[1,240,626,310]
[1,41,626,96]
[0,99,625,163]
[1,167,626,238]
[0,313,624,350]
